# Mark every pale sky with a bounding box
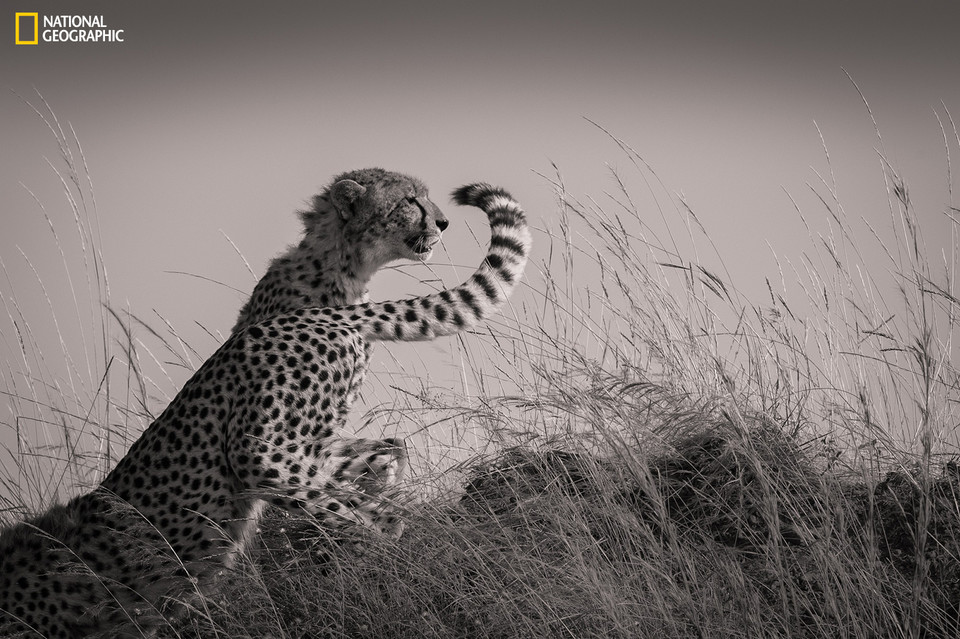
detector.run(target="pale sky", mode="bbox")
[2,1,959,503]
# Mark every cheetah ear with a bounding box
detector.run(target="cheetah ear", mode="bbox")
[330,180,367,220]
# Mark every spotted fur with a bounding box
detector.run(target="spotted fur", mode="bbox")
[0,180,529,638]
[231,169,450,538]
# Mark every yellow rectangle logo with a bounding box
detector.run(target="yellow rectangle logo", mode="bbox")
[15,12,39,45]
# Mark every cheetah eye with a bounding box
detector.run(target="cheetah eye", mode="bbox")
[393,197,417,212]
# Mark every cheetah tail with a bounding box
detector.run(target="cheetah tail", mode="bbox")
[356,183,531,342]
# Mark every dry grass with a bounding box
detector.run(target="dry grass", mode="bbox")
[3,96,960,637]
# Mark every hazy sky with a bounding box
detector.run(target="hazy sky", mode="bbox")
[2,1,959,491]
[5,2,958,316]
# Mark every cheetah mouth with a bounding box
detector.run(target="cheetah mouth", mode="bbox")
[405,233,440,256]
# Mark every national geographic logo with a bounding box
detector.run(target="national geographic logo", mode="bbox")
[15,12,125,45]
[14,13,37,44]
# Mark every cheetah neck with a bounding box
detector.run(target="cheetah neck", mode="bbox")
[232,219,377,333]
[289,232,375,305]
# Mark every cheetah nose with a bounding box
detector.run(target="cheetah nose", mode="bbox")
[436,217,449,232]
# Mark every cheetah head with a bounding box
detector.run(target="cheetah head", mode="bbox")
[325,168,449,265]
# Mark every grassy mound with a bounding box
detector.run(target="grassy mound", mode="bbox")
[160,402,959,638]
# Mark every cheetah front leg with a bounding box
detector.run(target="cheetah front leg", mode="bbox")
[226,323,406,537]
[314,436,407,538]
[228,429,406,538]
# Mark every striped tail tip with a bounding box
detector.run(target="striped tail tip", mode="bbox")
[451,183,514,209]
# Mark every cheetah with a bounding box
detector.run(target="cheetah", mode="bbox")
[230,169,453,536]
[0,181,530,638]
